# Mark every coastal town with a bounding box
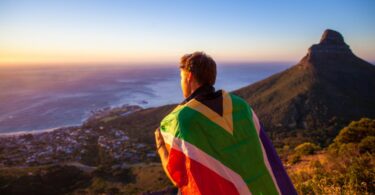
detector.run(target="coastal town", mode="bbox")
[0,105,158,168]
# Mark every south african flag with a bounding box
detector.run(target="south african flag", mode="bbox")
[160,90,297,195]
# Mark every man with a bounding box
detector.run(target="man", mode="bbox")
[155,52,296,195]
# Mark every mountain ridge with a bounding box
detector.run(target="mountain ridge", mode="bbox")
[233,29,375,145]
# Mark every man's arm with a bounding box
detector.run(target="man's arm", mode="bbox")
[154,128,175,184]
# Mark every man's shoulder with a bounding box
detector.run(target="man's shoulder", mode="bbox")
[160,104,200,134]
[161,104,195,124]
[228,92,253,111]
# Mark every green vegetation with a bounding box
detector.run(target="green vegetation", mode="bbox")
[286,142,320,165]
[80,137,100,166]
[359,136,375,154]
[331,118,375,147]
[0,165,90,195]
[0,163,174,195]
[289,118,375,194]
[294,142,320,155]
[75,163,174,194]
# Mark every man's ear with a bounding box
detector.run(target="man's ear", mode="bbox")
[187,72,193,83]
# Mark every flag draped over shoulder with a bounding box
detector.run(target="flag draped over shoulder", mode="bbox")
[160,90,297,195]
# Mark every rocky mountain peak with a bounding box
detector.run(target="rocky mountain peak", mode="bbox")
[307,29,352,56]
[319,29,345,45]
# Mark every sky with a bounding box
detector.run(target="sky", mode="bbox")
[0,0,374,66]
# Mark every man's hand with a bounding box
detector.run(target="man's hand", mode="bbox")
[154,127,165,151]
[154,127,173,183]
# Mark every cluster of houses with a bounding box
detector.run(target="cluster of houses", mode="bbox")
[96,127,157,164]
[0,126,157,167]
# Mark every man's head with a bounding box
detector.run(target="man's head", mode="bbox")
[179,51,217,98]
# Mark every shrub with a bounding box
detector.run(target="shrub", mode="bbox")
[91,178,108,193]
[333,118,375,145]
[358,136,375,154]
[290,119,375,194]
[289,154,301,164]
[294,142,320,155]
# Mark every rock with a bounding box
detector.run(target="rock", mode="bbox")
[308,29,352,56]
[320,29,345,45]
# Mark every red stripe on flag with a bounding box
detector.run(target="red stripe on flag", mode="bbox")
[167,148,240,195]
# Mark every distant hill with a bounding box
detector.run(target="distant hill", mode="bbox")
[233,29,375,146]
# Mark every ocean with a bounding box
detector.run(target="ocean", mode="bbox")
[0,63,290,134]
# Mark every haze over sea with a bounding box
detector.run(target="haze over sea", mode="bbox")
[0,64,290,133]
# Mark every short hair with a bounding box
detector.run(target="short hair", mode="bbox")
[179,51,217,86]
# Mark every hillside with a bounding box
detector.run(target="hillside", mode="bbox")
[286,118,374,194]
[233,29,375,146]
[83,104,176,144]
[0,163,175,194]
[1,118,372,195]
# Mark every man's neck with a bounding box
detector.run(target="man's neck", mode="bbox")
[181,84,215,105]
[190,83,202,95]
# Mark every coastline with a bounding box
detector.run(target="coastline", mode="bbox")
[0,125,80,137]
[0,104,144,137]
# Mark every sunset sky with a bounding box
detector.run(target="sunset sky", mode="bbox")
[0,0,374,66]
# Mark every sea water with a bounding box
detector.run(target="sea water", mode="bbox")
[0,63,290,133]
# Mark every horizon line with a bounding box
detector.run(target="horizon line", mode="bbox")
[0,60,299,68]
